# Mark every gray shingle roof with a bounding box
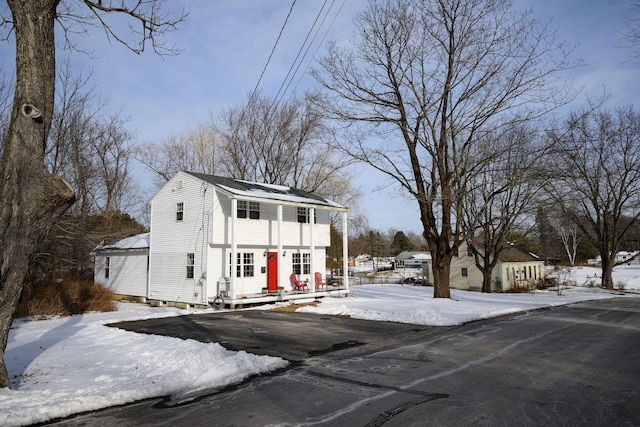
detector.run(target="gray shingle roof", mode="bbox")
[183,171,345,209]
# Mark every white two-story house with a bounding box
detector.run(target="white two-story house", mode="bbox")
[95,171,349,308]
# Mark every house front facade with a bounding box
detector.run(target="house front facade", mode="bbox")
[96,171,349,307]
[450,241,545,291]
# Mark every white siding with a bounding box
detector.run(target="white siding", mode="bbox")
[449,242,483,290]
[147,172,339,303]
[211,192,331,247]
[95,250,148,298]
[497,261,545,291]
[149,172,213,304]
[423,241,545,292]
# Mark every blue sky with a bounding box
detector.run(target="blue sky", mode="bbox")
[0,0,638,234]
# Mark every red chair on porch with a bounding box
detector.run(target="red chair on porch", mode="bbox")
[314,272,328,290]
[290,273,308,292]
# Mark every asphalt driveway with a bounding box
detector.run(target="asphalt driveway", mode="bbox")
[52,298,640,426]
[112,309,439,362]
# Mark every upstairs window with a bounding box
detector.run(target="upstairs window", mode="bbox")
[238,201,260,219]
[297,207,316,223]
[249,201,260,219]
[237,200,247,219]
[461,267,468,277]
[176,202,184,221]
[297,207,308,223]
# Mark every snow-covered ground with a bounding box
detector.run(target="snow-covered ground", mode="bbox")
[2,266,639,426]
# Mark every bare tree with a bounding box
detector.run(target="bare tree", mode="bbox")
[218,93,346,188]
[464,124,543,292]
[216,92,359,212]
[311,0,574,298]
[90,112,139,226]
[47,59,106,218]
[547,105,640,289]
[138,123,220,188]
[559,224,580,266]
[0,0,185,389]
[43,60,140,275]
[624,2,640,59]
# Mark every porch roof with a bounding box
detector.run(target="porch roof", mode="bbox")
[184,171,346,211]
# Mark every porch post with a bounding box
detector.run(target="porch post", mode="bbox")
[230,198,238,300]
[277,203,283,286]
[310,207,315,289]
[342,210,349,291]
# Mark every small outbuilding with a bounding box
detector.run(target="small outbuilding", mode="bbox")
[94,233,149,301]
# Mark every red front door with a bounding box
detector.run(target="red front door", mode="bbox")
[267,252,278,291]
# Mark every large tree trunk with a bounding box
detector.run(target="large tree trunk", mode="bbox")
[0,0,74,389]
[430,240,452,299]
[482,268,493,293]
[601,255,615,289]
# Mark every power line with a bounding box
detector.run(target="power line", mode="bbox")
[271,0,332,108]
[248,0,298,106]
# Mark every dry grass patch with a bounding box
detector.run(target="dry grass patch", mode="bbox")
[272,302,319,312]
[16,276,116,317]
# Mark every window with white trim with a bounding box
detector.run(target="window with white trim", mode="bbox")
[229,252,255,277]
[243,253,254,277]
[292,253,311,275]
[176,202,184,221]
[461,267,468,277]
[105,257,110,279]
[297,207,308,223]
[297,207,316,224]
[238,201,260,219]
[186,253,195,278]
[249,201,260,219]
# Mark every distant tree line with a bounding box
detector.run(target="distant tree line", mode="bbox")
[311,0,640,295]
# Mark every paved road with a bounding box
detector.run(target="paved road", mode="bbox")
[49,297,640,426]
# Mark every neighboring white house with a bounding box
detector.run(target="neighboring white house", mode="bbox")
[95,171,349,308]
[393,242,544,292]
[450,241,545,291]
[588,251,640,265]
[394,251,431,269]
